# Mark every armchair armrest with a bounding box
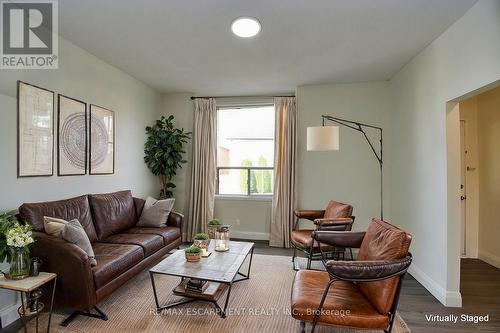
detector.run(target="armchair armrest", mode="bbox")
[313,217,354,226]
[294,209,325,220]
[325,255,412,281]
[32,232,95,311]
[167,211,184,229]
[312,230,366,248]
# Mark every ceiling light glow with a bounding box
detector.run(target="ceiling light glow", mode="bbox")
[231,17,261,38]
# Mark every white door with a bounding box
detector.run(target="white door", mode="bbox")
[460,120,467,257]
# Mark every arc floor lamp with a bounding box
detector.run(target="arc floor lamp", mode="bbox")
[307,115,384,219]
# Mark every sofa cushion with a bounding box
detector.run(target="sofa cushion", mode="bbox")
[127,226,181,245]
[357,219,412,314]
[291,270,388,329]
[89,190,137,240]
[137,197,175,227]
[91,242,144,289]
[102,233,164,257]
[62,219,97,266]
[19,195,98,242]
[43,216,68,237]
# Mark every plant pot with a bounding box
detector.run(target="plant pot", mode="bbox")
[207,225,219,239]
[185,252,202,262]
[9,247,30,280]
[193,239,210,250]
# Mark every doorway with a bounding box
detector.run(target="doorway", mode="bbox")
[447,82,500,307]
[459,120,467,257]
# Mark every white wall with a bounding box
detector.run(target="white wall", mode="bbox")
[0,37,161,326]
[477,85,500,268]
[296,82,392,232]
[390,0,500,307]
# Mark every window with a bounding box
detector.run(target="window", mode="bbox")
[217,105,275,196]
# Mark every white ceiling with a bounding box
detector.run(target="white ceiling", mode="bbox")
[58,0,477,95]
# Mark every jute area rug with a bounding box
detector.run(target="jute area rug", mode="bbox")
[22,254,410,333]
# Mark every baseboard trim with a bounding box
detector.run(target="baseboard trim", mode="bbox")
[478,249,500,269]
[408,263,462,307]
[231,230,270,241]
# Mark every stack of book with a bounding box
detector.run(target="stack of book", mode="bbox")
[186,279,208,293]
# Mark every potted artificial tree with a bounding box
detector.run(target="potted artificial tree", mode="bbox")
[144,115,191,199]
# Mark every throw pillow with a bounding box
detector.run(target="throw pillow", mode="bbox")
[136,197,175,227]
[62,219,97,266]
[43,216,68,237]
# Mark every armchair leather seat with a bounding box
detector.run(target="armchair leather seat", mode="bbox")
[91,243,144,289]
[102,233,164,257]
[127,226,181,245]
[291,230,315,248]
[291,270,389,329]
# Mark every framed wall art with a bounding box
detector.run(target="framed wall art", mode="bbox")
[17,81,55,177]
[89,104,115,174]
[58,95,87,176]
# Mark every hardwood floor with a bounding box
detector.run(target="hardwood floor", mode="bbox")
[251,242,500,333]
[2,241,498,333]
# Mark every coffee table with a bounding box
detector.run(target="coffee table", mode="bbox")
[149,240,254,318]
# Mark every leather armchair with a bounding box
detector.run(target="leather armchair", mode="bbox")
[291,219,412,333]
[291,201,354,270]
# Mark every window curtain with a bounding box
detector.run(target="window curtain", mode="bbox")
[187,98,217,240]
[270,97,297,247]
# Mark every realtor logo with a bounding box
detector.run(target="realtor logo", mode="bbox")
[1,0,58,69]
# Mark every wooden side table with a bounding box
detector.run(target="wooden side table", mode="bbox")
[0,272,57,333]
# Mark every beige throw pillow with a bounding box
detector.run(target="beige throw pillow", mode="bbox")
[43,216,68,237]
[62,219,97,266]
[137,197,175,227]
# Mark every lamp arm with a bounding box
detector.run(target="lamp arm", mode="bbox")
[321,115,384,219]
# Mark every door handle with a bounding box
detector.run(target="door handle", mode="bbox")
[461,196,466,201]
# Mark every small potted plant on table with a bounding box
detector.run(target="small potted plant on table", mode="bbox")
[184,246,202,262]
[207,219,220,239]
[193,233,210,250]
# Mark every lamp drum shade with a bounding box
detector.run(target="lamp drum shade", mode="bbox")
[307,126,339,151]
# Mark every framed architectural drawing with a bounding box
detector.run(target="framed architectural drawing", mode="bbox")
[17,81,55,177]
[58,95,87,176]
[89,104,115,174]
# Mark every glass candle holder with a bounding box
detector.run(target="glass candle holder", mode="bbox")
[214,225,230,252]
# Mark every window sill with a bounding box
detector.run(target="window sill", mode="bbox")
[215,195,272,202]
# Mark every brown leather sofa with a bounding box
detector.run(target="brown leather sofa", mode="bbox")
[291,200,355,270]
[291,219,412,333]
[18,190,182,324]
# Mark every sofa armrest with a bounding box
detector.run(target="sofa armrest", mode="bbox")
[312,231,366,248]
[32,232,96,311]
[325,255,412,281]
[167,211,183,229]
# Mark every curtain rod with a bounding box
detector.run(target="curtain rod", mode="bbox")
[190,95,295,100]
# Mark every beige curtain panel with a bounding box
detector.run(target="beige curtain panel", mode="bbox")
[270,97,297,248]
[187,98,217,240]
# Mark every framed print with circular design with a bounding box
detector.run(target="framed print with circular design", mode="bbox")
[89,104,115,175]
[57,95,87,176]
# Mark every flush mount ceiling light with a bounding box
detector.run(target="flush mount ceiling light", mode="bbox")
[231,17,261,38]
